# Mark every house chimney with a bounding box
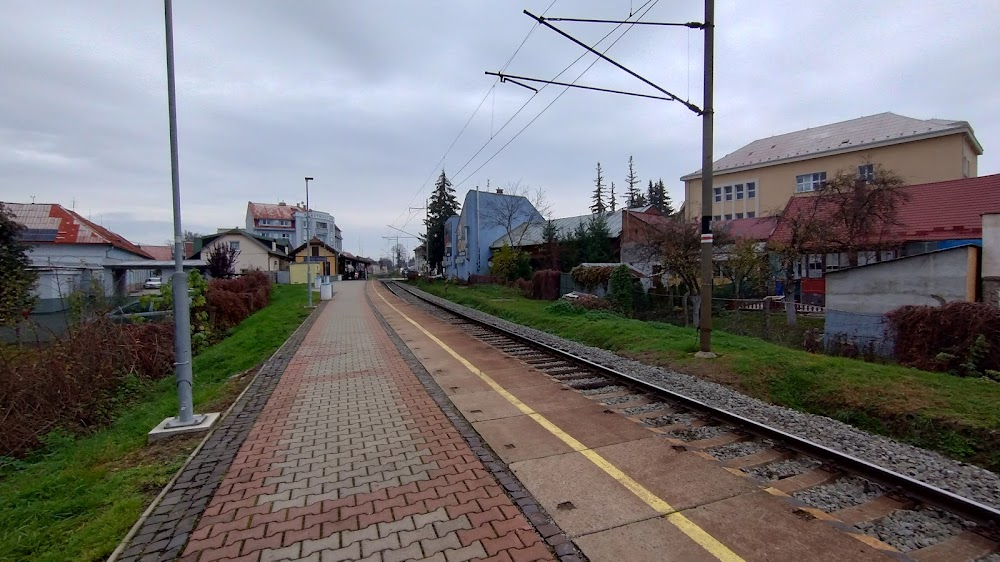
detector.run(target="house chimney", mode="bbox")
[496,188,503,194]
[278,201,286,206]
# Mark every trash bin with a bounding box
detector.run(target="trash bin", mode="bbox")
[320,280,333,301]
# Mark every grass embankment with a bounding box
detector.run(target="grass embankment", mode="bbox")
[0,285,312,562]
[416,282,1000,471]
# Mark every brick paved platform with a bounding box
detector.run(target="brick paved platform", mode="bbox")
[181,282,553,562]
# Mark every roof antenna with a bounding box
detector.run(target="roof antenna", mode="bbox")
[30,195,36,204]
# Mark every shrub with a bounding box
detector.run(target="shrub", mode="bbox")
[571,293,614,311]
[531,270,561,300]
[570,265,614,292]
[514,279,532,298]
[545,300,584,315]
[490,244,531,283]
[608,265,633,314]
[0,319,175,456]
[885,302,1000,375]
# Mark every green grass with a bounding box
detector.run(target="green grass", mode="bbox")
[417,281,1000,470]
[0,285,312,562]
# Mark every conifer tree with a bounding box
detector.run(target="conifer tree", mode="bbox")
[590,162,606,214]
[625,156,645,207]
[609,181,617,212]
[424,169,460,274]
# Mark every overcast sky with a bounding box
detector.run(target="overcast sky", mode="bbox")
[2,1,997,260]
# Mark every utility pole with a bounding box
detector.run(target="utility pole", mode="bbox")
[305,176,314,308]
[150,0,218,441]
[697,0,716,357]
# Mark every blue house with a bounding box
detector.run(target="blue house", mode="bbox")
[443,188,543,280]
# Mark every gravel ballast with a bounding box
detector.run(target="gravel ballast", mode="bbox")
[855,508,970,552]
[745,458,821,482]
[402,285,1000,511]
[666,424,731,442]
[708,440,768,461]
[793,476,885,512]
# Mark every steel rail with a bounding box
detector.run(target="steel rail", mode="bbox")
[382,281,1000,527]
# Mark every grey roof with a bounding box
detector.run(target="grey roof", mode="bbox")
[681,112,982,180]
[491,211,623,249]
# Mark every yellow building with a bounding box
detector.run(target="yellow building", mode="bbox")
[288,238,339,278]
[682,112,983,221]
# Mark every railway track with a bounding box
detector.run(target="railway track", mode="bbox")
[381,280,1000,559]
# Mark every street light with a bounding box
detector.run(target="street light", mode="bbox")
[305,177,314,308]
[149,0,218,441]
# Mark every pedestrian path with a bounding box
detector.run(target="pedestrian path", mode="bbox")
[181,281,552,562]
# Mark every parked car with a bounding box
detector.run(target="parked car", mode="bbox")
[144,276,163,289]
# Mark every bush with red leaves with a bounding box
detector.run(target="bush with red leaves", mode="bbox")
[531,270,561,301]
[885,302,1000,374]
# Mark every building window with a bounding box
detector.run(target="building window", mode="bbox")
[713,215,721,221]
[724,185,733,201]
[280,233,290,239]
[963,156,970,178]
[713,187,722,202]
[735,212,744,219]
[724,214,732,220]
[808,254,824,277]
[229,241,240,251]
[747,211,756,218]
[315,222,327,229]
[735,184,744,200]
[747,181,756,198]
[796,172,826,193]
[311,246,320,257]
[858,164,875,181]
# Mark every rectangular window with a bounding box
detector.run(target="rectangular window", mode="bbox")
[713,215,722,221]
[747,181,756,198]
[747,211,756,218]
[735,184,744,200]
[315,221,327,229]
[311,246,320,257]
[858,164,875,181]
[735,212,744,219]
[808,254,824,277]
[724,185,733,201]
[229,240,240,250]
[724,214,732,220]
[963,157,970,178]
[713,187,722,202]
[796,172,826,193]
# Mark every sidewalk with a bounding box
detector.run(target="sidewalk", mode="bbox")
[180,281,552,562]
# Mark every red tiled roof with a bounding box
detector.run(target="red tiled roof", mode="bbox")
[138,245,174,260]
[716,217,779,241]
[6,203,152,258]
[247,201,300,220]
[769,173,1000,246]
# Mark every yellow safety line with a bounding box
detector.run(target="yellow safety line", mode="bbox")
[373,283,744,562]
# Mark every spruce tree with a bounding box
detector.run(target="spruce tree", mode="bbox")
[424,169,460,274]
[625,156,642,208]
[654,179,674,215]
[590,162,606,214]
[608,181,617,212]
[0,203,37,327]
[645,179,657,211]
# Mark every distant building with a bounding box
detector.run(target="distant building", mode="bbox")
[443,189,543,279]
[191,229,291,273]
[682,112,983,221]
[5,201,154,309]
[245,201,338,249]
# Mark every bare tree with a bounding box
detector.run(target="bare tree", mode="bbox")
[718,238,768,299]
[480,181,548,247]
[392,243,408,270]
[205,242,240,278]
[644,219,731,294]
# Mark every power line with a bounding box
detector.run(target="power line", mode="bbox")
[454,0,659,189]
[390,0,558,231]
[449,3,655,187]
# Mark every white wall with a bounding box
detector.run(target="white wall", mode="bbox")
[982,214,1000,278]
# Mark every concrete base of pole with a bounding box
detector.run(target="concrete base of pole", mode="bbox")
[148,412,220,443]
[694,351,718,359]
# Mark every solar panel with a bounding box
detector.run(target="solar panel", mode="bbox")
[19,229,57,242]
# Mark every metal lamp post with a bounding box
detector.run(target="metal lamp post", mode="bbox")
[149,0,219,441]
[305,177,314,308]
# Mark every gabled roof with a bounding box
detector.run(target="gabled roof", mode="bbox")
[769,173,1000,246]
[288,237,338,257]
[196,229,291,259]
[682,112,982,180]
[714,217,779,241]
[247,201,300,221]
[491,211,624,249]
[6,202,152,258]
[137,245,175,261]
